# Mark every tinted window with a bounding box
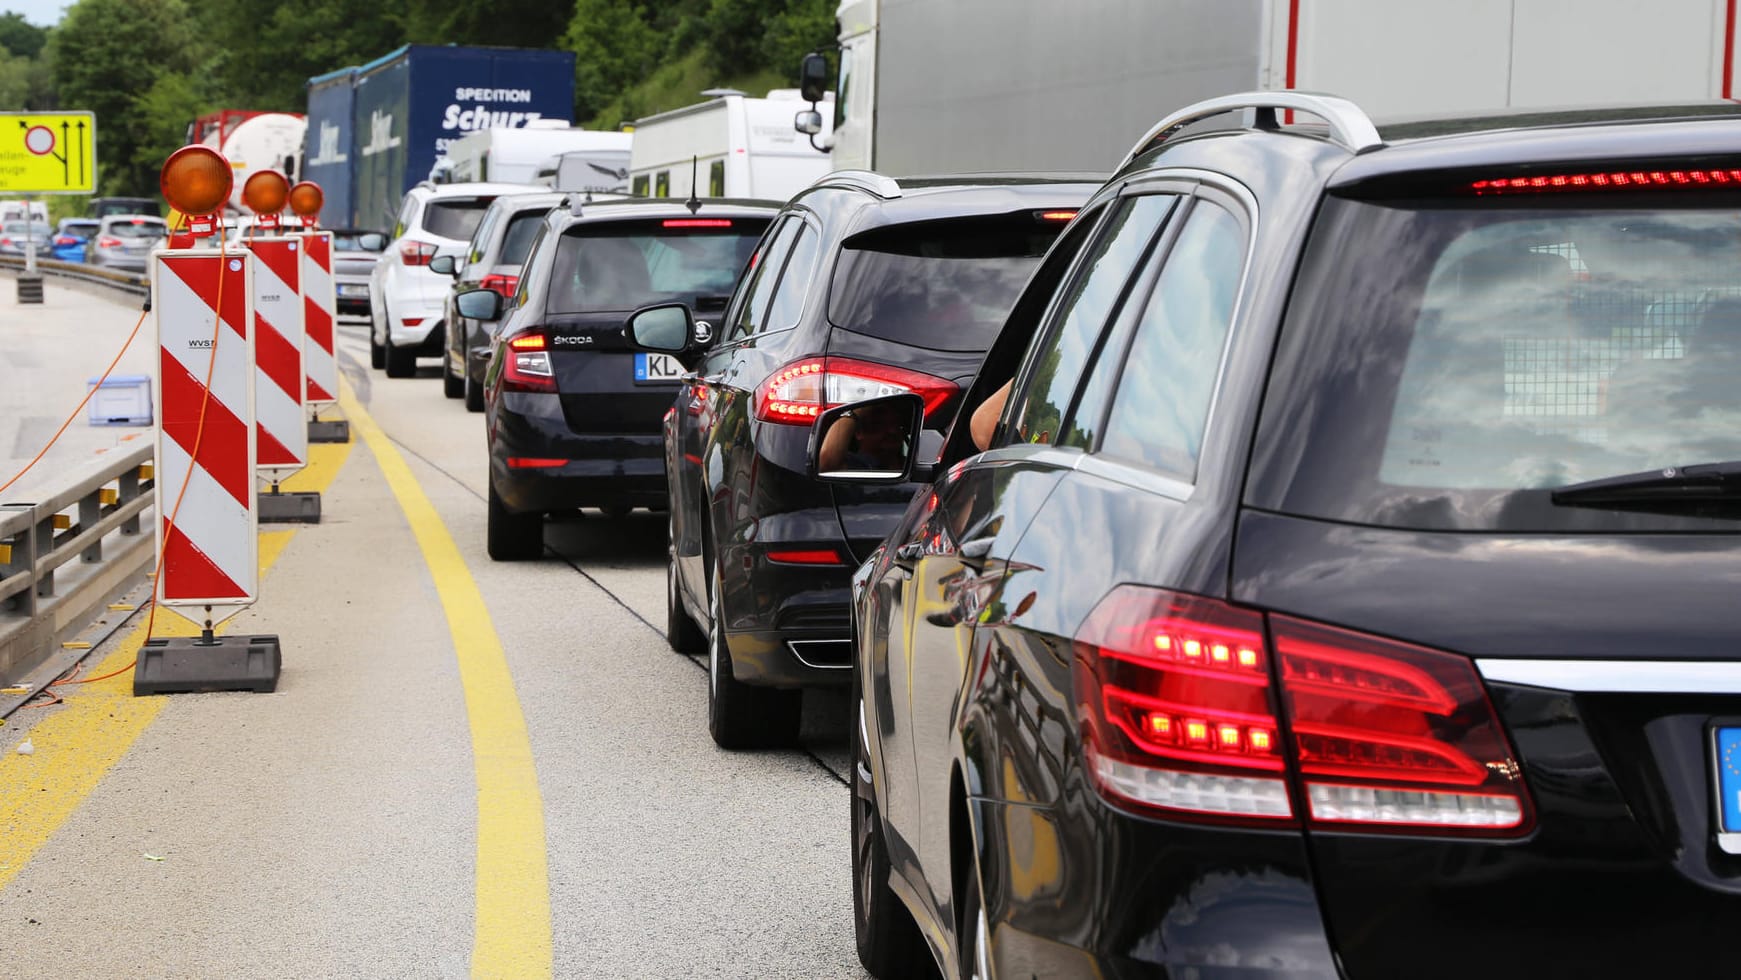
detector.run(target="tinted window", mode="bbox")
[515,226,548,308]
[1013,195,1176,449]
[728,218,801,339]
[1252,197,1741,532]
[547,220,765,313]
[423,198,496,241]
[105,219,166,239]
[1098,200,1245,477]
[765,224,820,331]
[468,207,501,264]
[61,220,99,236]
[499,212,547,265]
[828,216,1064,353]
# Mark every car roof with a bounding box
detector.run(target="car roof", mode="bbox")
[794,173,1103,237]
[489,191,567,213]
[417,181,545,199]
[548,197,782,228]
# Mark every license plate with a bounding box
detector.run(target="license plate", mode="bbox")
[337,284,368,298]
[635,352,683,384]
[1715,727,1741,833]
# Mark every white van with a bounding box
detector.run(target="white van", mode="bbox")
[443,125,633,187]
[628,89,834,203]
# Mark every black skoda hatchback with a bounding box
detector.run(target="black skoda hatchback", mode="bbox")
[460,197,778,560]
[626,172,1099,749]
[819,96,1741,979]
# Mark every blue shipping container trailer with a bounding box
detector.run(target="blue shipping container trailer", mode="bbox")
[304,45,577,230]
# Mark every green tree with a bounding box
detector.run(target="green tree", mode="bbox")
[406,0,577,49]
[563,0,661,122]
[759,0,834,79]
[201,0,406,111]
[0,10,47,59]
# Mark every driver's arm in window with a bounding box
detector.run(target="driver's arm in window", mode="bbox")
[970,379,1012,451]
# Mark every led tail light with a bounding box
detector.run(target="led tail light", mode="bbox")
[97,236,122,248]
[1471,168,1741,195]
[766,548,844,565]
[1072,587,1533,835]
[479,273,519,298]
[399,239,438,266]
[663,218,733,228]
[1036,210,1079,222]
[753,356,958,426]
[503,332,555,393]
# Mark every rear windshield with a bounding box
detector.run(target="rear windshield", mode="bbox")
[499,212,546,265]
[546,219,765,313]
[1250,194,1741,532]
[107,219,165,239]
[423,198,495,242]
[61,220,99,235]
[827,216,1063,352]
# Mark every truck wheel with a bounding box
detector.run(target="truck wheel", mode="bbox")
[707,565,801,749]
[384,340,416,379]
[487,479,542,561]
[464,369,485,413]
[443,360,464,398]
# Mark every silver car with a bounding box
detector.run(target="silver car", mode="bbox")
[330,229,387,326]
[0,220,51,258]
[85,215,167,272]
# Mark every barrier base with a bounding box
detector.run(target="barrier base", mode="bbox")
[259,490,321,524]
[17,274,43,304]
[308,419,350,443]
[134,633,280,695]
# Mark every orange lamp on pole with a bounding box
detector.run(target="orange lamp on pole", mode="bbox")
[160,145,233,240]
[288,181,324,229]
[242,169,290,231]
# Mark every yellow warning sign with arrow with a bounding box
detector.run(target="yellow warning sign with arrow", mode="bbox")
[0,111,96,194]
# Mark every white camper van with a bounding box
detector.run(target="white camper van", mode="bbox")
[627,89,833,202]
[444,125,633,187]
[532,148,634,195]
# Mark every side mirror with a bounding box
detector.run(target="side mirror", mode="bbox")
[430,254,457,276]
[799,51,830,104]
[358,232,387,252]
[807,393,925,484]
[794,110,823,137]
[456,287,504,322]
[626,302,696,354]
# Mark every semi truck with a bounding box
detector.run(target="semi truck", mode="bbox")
[437,125,632,190]
[802,0,1741,174]
[303,45,576,230]
[190,110,305,214]
[628,89,833,202]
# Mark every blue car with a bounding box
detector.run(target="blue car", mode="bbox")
[52,217,99,262]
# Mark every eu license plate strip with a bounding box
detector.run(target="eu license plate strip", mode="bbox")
[1713,726,1741,853]
[634,352,683,384]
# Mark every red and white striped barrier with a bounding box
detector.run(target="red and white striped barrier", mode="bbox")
[151,246,258,626]
[300,230,338,409]
[244,236,306,483]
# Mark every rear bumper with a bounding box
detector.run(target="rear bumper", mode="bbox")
[718,550,856,687]
[490,400,667,513]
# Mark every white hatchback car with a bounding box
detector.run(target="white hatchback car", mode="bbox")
[370,181,535,378]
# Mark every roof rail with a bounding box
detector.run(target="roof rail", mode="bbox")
[815,170,903,199]
[1120,91,1381,169]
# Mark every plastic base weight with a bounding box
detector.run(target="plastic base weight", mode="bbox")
[259,489,321,524]
[134,633,281,695]
[308,419,350,443]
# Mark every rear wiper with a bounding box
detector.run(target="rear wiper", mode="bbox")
[1550,460,1741,505]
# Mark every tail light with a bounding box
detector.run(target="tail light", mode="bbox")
[1471,168,1741,195]
[96,236,122,248]
[1073,586,1532,835]
[54,235,76,246]
[399,239,437,266]
[754,356,958,426]
[480,273,519,298]
[502,332,555,393]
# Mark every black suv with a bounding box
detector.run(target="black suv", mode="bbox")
[627,172,1098,748]
[458,197,778,560]
[822,94,1741,979]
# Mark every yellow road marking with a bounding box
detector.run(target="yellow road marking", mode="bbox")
[0,439,354,894]
[339,387,552,980]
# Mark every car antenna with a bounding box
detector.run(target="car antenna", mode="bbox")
[684,155,701,214]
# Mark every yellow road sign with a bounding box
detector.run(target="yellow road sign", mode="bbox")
[0,111,97,194]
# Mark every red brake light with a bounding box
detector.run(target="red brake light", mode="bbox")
[480,273,519,298]
[503,331,555,392]
[53,235,76,246]
[662,219,732,228]
[1037,210,1079,222]
[753,356,959,426]
[506,457,565,469]
[766,549,844,565]
[1471,168,1741,195]
[1071,586,1533,835]
[130,217,147,224]
[97,236,123,248]
[399,239,438,265]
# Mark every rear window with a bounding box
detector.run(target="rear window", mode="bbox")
[826,215,1063,352]
[546,219,766,313]
[107,219,164,239]
[499,212,546,265]
[1251,194,1741,532]
[423,198,495,241]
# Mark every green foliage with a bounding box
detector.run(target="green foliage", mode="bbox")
[564,0,663,123]
[405,0,577,49]
[0,10,46,59]
[199,0,408,111]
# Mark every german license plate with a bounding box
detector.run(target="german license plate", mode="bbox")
[634,352,683,384]
[1716,727,1741,835]
[337,284,368,298]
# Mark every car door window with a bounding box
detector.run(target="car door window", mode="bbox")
[726,217,800,342]
[514,226,549,309]
[1096,199,1247,478]
[764,224,820,332]
[393,195,419,240]
[469,206,500,266]
[1010,194,1179,449]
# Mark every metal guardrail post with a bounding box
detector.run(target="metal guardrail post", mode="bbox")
[2,504,37,618]
[34,506,54,600]
[119,465,142,535]
[80,492,102,563]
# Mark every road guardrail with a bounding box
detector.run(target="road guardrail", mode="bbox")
[0,253,149,297]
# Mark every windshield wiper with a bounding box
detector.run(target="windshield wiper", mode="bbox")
[1550,460,1741,506]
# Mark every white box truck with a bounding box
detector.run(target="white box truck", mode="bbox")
[628,89,835,202]
[802,0,1741,174]
[440,125,633,188]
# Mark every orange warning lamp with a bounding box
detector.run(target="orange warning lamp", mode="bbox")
[160,145,233,217]
[288,181,324,228]
[242,169,290,216]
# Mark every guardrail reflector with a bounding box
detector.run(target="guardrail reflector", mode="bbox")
[51,514,70,530]
[100,488,118,506]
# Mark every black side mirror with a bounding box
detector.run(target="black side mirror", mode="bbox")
[456,288,504,322]
[358,232,387,252]
[799,51,829,104]
[808,393,925,484]
[430,254,457,276]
